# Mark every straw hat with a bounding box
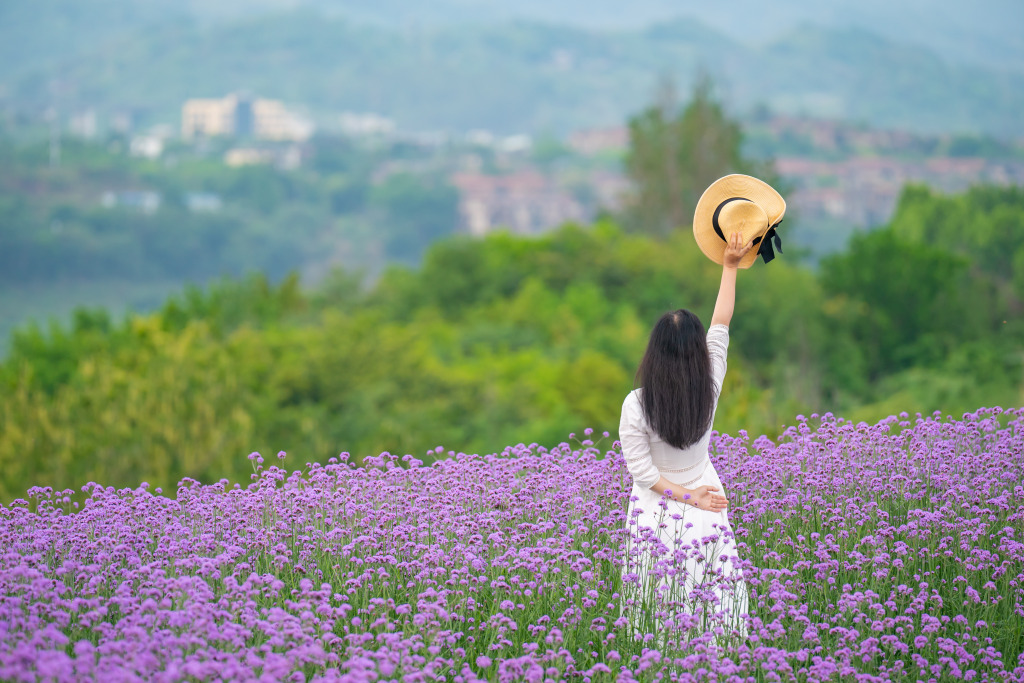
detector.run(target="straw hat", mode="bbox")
[693,174,786,269]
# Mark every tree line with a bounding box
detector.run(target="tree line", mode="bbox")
[0,133,459,289]
[1,182,1022,501]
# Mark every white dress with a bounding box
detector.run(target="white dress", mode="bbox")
[617,323,749,643]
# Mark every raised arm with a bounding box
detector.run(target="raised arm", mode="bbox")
[710,231,754,328]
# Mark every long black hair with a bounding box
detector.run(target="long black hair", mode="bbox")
[635,309,716,449]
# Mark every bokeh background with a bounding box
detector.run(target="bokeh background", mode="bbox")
[1,0,1023,501]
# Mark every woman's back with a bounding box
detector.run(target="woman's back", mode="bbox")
[619,323,729,489]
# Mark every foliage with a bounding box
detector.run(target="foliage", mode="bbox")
[819,184,1024,402]
[888,183,1024,290]
[1,181,1022,500]
[820,229,973,378]
[623,75,776,236]
[368,173,459,262]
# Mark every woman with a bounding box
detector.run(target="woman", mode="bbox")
[618,230,752,644]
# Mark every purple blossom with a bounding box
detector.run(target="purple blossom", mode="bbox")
[0,406,1021,680]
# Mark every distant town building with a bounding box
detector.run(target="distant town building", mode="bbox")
[223,148,275,167]
[182,95,313,141]
[464,130,530,153]
[588,170,632,213]
[110,109,137,135]
[223,145,304,169]
[277,145,303,171]
[184,192,223,213]
[182,98,234,138]
[252,100,313,142]
[101,190,162,214]
[395,130,449,148]
[130,126,174,159]
[567,126,629,156]
[775,155,1024,229]
[68,110,97,139]
[756,115,923,155]
[497,134,532,154]
[451,171,586,236]
[130,135,164,159]
[338,112,396,137]
[465,129,496,147]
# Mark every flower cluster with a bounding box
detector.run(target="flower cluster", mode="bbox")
[1,408,1022,682]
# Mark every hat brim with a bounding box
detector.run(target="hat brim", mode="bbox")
[693,174,786,269]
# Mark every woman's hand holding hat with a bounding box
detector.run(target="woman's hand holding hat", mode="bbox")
[722,231,754,269]
[693,174,786,268]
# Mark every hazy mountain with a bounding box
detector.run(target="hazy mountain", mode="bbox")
[3,4,1022,137]
[6,0,1019,72]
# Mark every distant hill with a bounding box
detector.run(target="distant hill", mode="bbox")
[3,5,1023,137]
[311,0,1024,72]
[7,0,1020,71]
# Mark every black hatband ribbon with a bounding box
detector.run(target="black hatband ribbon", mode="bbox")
[757,222,783,264]
[711,197,783,264]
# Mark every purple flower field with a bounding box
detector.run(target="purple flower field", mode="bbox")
[2,408,1023,682]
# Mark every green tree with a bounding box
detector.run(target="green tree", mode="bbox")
[820,227,973,381]
[369,173,459,262]
[4,189,1024,502]
[623,73,778,237]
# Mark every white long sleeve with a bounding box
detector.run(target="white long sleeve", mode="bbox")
[706,324,730,396]
[618,391,661,490]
